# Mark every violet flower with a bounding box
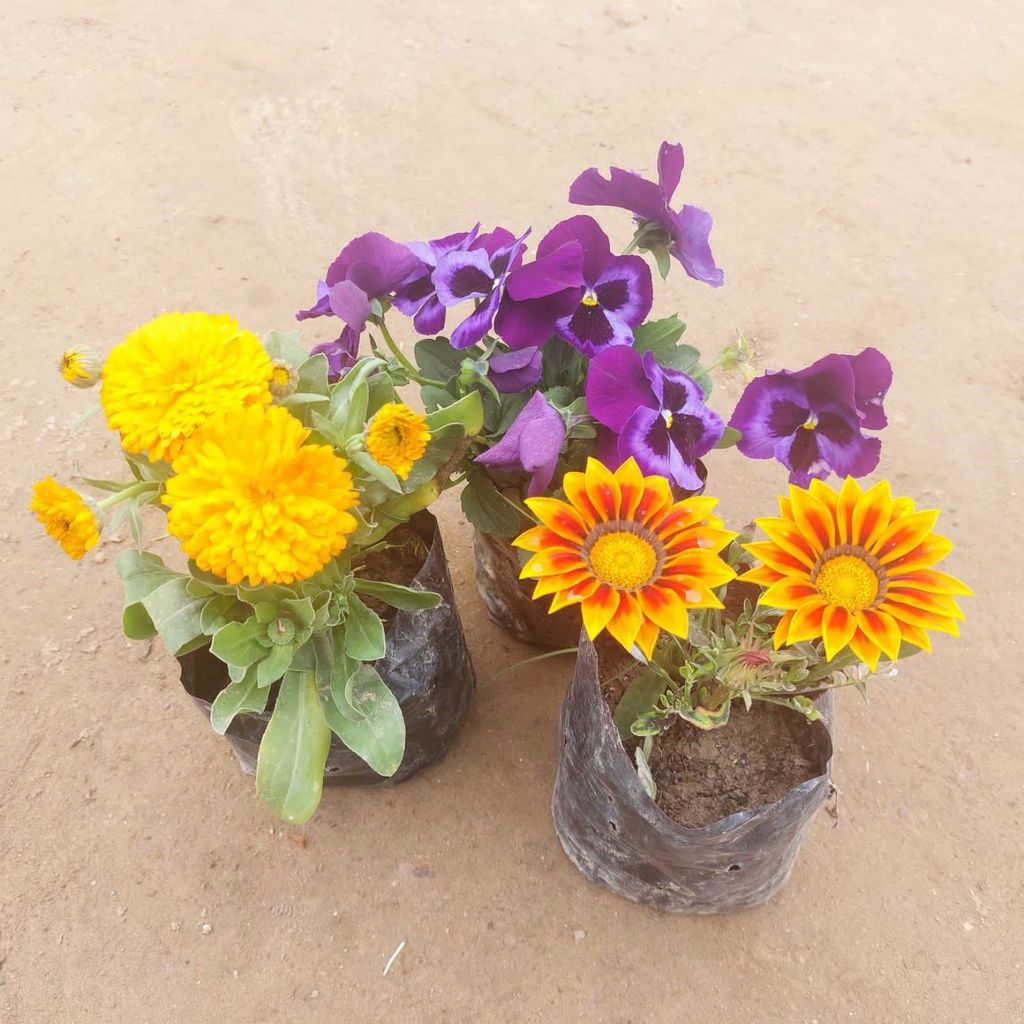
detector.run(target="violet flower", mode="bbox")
[569,141,724,287]
[495,215,653,355]
[475,391,565,496]
[431,228,529,350]
[488,347,543,394]
[296,232,423,375]
[586,346,723,491]
[728,348,892,486]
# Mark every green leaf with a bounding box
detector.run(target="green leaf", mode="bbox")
[633,315,686,352]
[236,584,298,607]
[715,426,742,449]
[635,745,657,801]
[420,384,456,411]
[351,449,403,492]
[261,329,310,367]
[679,699,733,730]
[123,602,156,640]
[209,665,269,734]
[402,421,464,490]
[613,669,669,741]
[325,663,405,777]
[461,467,531,538]
[116,549,179,605]
[651,243,671,279]
[343,595,386,661]
[200,594,248,635]
[257,642,296,687]
[80,476,134,494]
[210,618,269,668]
[344,378,370,438]
[424,390,484,437]
[256,670,331,824]
[353,579,441,611]
[414,337,468,382]
[140,578,209,657]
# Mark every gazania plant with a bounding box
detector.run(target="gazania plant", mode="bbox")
[33,313,482,822]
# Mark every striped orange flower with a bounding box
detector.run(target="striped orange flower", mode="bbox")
[514,457,737,657]
[739,477,970,669]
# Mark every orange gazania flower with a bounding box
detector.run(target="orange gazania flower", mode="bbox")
[514,457,737,657]
[739,477,971,669]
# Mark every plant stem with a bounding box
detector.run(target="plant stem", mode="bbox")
[96,480,159,509]
[372,316,446,388]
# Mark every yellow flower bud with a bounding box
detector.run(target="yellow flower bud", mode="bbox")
[59,347,102,389]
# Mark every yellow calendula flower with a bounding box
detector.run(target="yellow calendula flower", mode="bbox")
[101,311,273,463]
[31,477,100,560]
[268,360,299,399]
[59,347,102,388]
[740,477,971,669]
[163,404,360,586]
[365,402,431,480]
[514,457,737,658]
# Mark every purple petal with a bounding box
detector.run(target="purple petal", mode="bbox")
[493,288,580,351]
[729,373,811,459]
[594,425,623,469]
[568,165,667,224]
[475,391,565,496]
[592,255,653,325]
[327,280,372,333]
[489,347,543,393]
[450,288,501,350]
[391,271,433,317]
[324,232,421,296]
[537,215,613,282]
[586,346,658,431]
[557,303,633,356]
[505,241,584,301]
[473,227,517,257]
[296,280,332,321]
[815,408,882,478]
[670,205,724,287]
[310,326,360,381]
[433,249,494,306]
[412,294,446,335]
[794,353,858,411]
[657,142,685,204]
[776,429,828,487]
[846,347,892,430]
[618,407,680,483]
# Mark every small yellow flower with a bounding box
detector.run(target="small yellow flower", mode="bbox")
[59,347,102,388]
[101,312,273,463]
[365,403,430,480]
[31,477,100,560]
[163,404,360,586]
[269,360,299,399]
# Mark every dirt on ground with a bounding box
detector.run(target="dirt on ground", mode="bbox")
[2,3,1022,1023]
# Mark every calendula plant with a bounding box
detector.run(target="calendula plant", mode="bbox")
[32,312,482,823]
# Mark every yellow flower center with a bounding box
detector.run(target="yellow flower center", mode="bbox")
[581,292,600,307]
[587,526,660,591]
[814,553,880,612]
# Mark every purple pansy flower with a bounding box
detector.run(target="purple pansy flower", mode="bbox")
[488,346,544,394]
[474,391,565,496]
[495,215,653,355]
[296,232,423,376]
[432,228,529,350]
[392,225,482,335]
[569,141,724,287]
[586,346,724,491]
[728,348,892,486]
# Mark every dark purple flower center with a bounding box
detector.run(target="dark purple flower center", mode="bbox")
[449,265,493,298]
[767,399,811,437]
[568,303,615,348]
[594,278,628,313]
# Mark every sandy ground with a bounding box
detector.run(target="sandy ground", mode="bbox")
[2,2,1022,1021]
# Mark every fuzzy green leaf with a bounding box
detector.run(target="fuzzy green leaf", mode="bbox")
[210,619,269,668]
[325,663,405,777]
[414,337,469,382]
[257,642,296,687]
[123,602,157,641]
[461,467,531,538]
[256,671,331,824]
[140,578,209,657]
[352,579,441,611]
[343,595,386,661]
[209,665,269,734]
[200,594,248,635]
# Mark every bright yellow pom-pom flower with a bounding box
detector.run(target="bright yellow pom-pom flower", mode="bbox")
[739,477,971,669]
[163,405,360,586]
[31,477,100,560]
[101,312,273,463]
[365,402,431,480]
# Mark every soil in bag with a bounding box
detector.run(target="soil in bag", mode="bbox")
[552,634,834,914]
[179,510,475,786]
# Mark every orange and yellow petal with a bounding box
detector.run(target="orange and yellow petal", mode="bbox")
[759,577,820,610]
[821,605,859,661]
[512,525,576,553]
[519,548,587,578]
[613,457,645,520]
[789,485,837,552]
[634,475,673,526]
[583,457,622,520]
[786,598,828,644]
[581,584,620,639]
[31,477,100,560]
[856,608,903,662]
[561,470,601,526]
[634,618,661,660]
[848,629,882,670]
[871,508,940,564]
[605,592,645,651]
[522,497,590,543]
[638,584,692,635]
[755,516,819,568]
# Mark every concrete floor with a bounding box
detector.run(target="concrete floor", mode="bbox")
[2,2,1021,1021]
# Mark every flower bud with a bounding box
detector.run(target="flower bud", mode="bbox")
[59,347,102,389]
[269,360,299,398]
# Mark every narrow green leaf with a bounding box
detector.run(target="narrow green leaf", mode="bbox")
[209,665,269,734]
[257,642,296,687]
[256,671,331,824]
[715,426,742,449]
[613,669,669,741]
[351,449,403,492]
[200,594,248,635]
[343,595,386,661]
[352,579,441,611]
[324,663,405,777]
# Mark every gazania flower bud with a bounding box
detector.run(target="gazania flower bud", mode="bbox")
[268,360,299,399]
[59,347,102,389]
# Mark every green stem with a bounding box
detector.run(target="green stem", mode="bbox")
[621,237,641,256]
[96,480,158,510]
[372,316,446,388]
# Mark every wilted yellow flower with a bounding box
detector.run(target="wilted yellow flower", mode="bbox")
[59,347,102,388]
[365,403,430,480]
[31,477,100,560]
[101,312,273,463]
[163,404,360,586]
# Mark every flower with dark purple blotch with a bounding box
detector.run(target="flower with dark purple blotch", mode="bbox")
[475,391,565,496]
[586,346,723,491]
[495,215,653,355]
[296,232,423,375]
[488,347,543,394]
[728,349,892,486]
[392,225,482,335]
[432,228,529,350]
[569,141,723,287]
